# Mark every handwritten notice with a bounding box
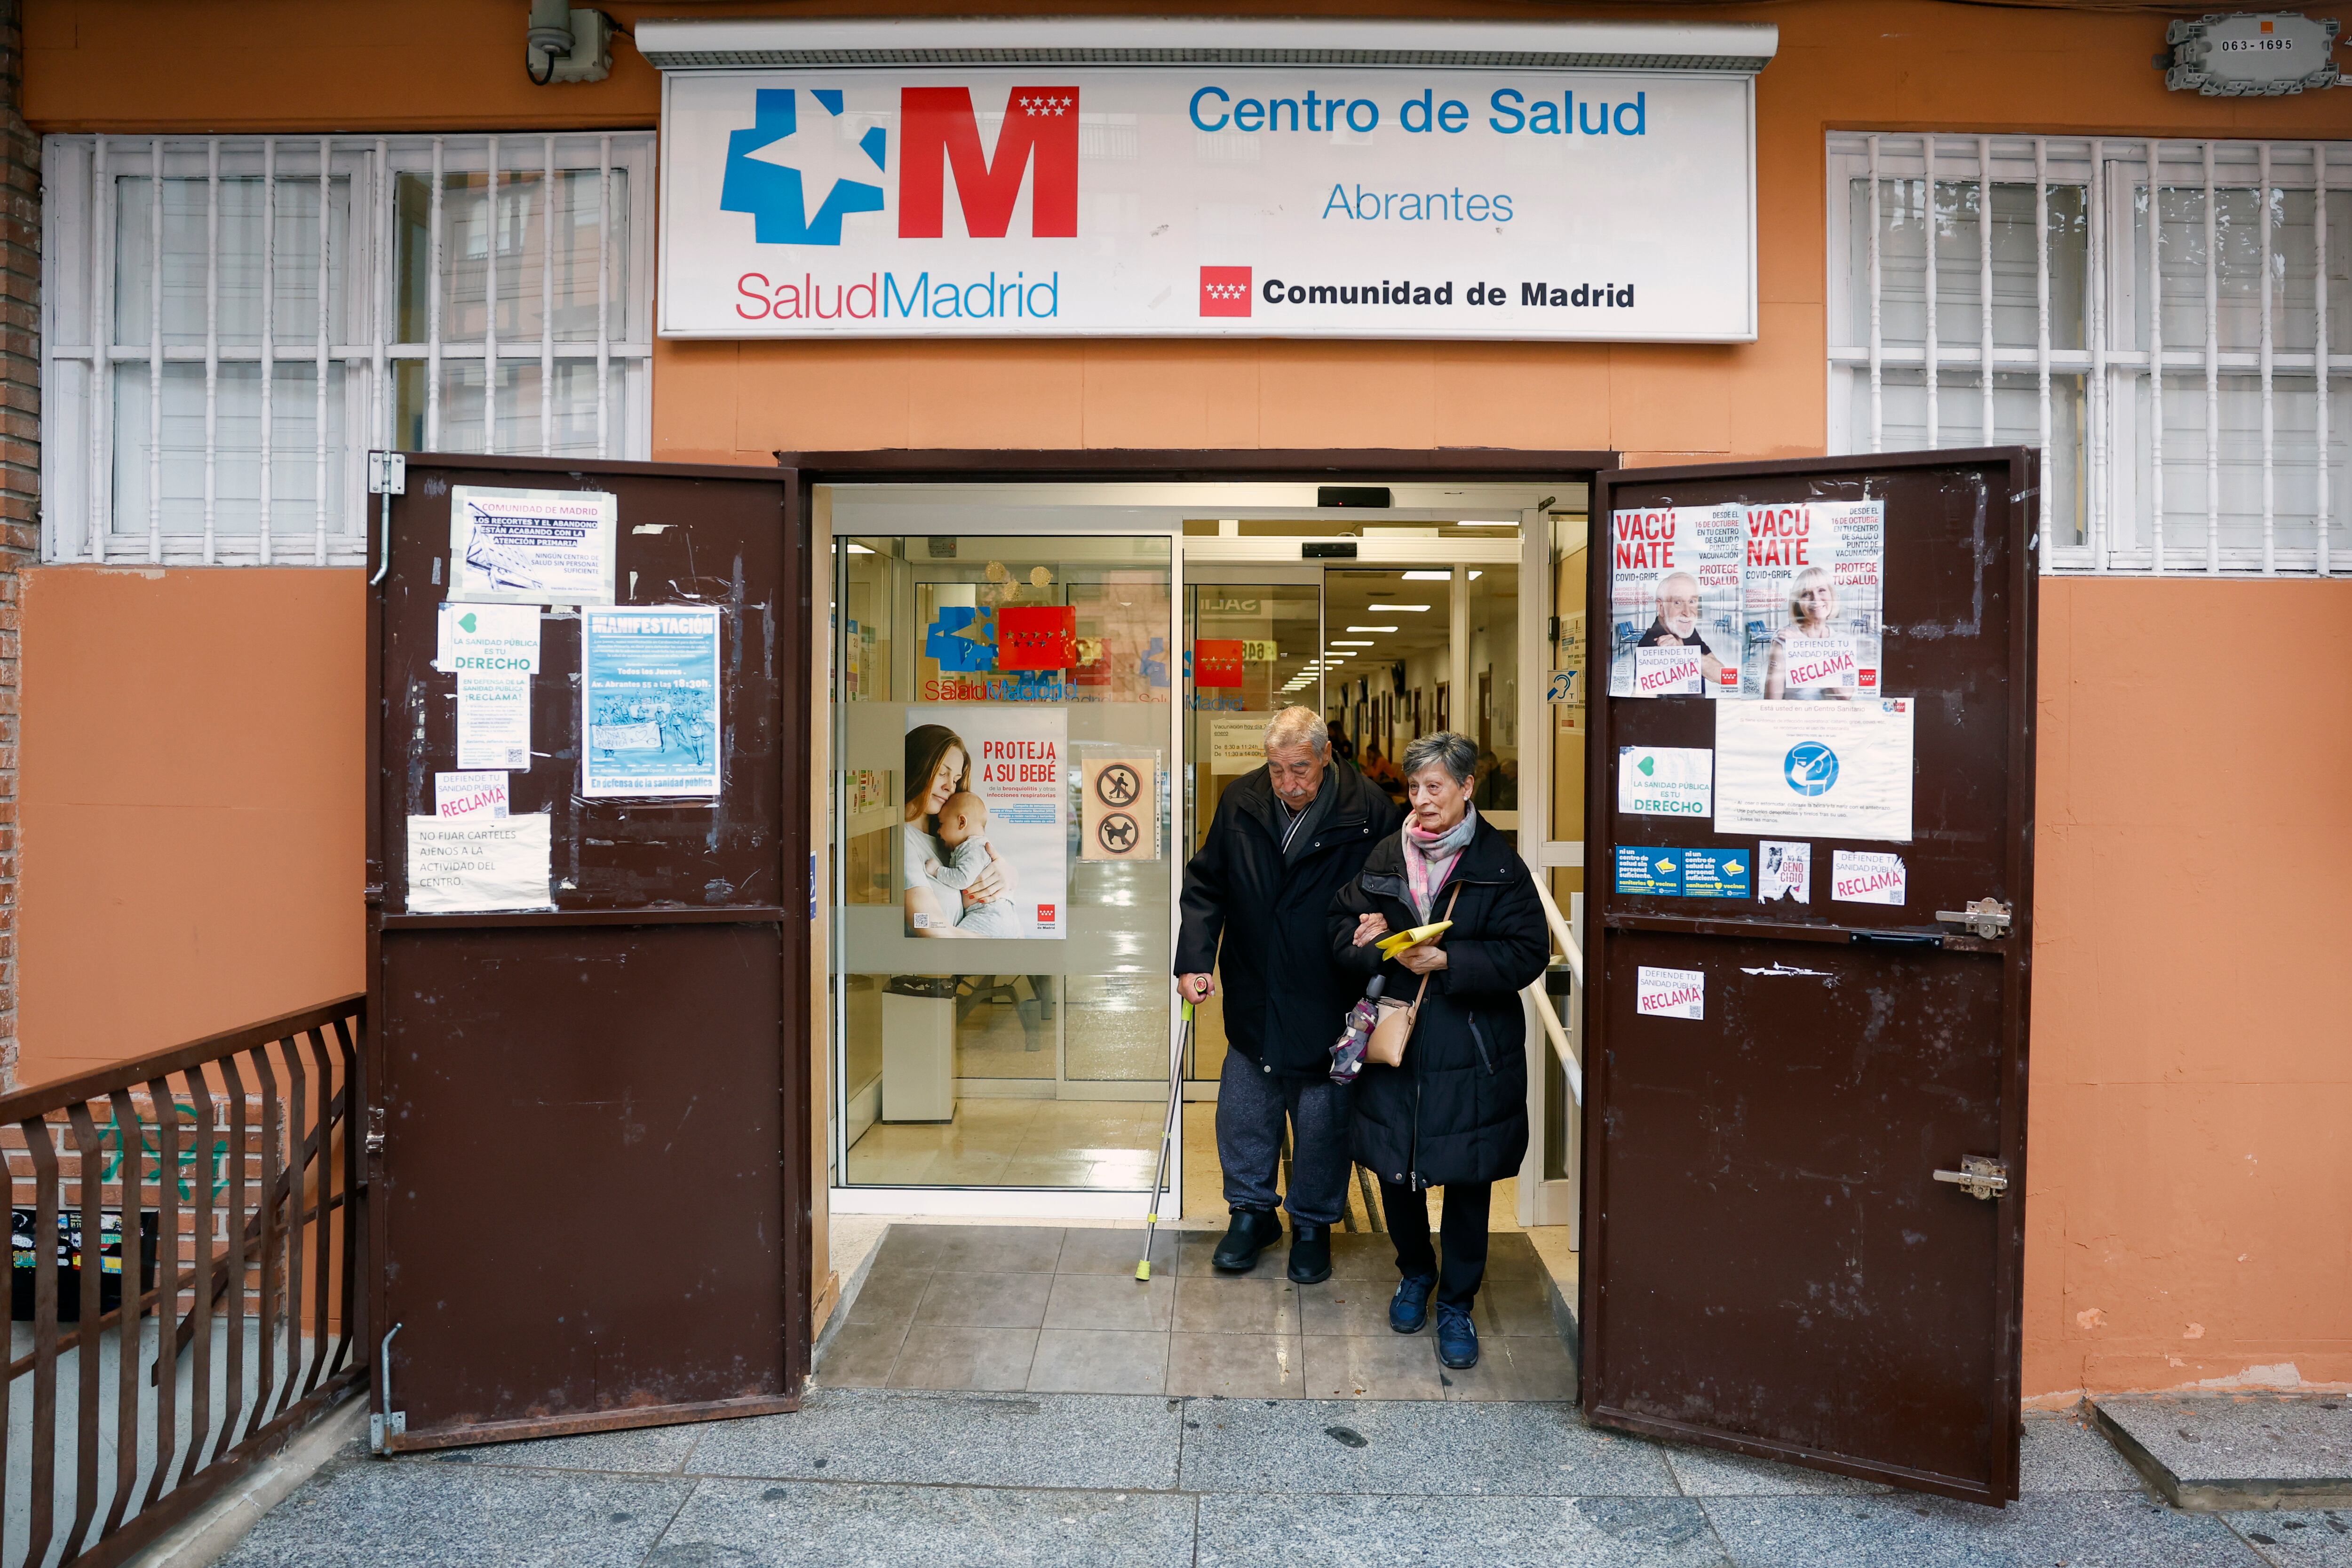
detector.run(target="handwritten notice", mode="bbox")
[1637,965,1706,1020]
[1631,644,1704,697]
[1831,850,1907,906]
[405,813,553,914]
[455,673,532,771]
[434,771,510,820]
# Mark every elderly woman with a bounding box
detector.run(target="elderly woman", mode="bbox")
[1762,565,1854,700]
[1329,731,1548,1370]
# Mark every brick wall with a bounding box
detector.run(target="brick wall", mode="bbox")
[0,0,33,1089]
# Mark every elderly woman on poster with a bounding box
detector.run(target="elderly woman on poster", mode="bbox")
[902,723,1017,937]
[1329,731,1548,1372]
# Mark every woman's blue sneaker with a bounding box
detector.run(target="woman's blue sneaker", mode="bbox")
[1390,1273,1437,1334]
[1435,1304,1479,1369]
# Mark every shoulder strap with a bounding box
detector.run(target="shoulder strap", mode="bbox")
[1403,883,1467,1020]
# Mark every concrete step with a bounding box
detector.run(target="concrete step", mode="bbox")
[2090,1391,2352,1512]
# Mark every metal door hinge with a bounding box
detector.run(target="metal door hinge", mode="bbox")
[1933,1155,2010,1200]
[365,1106,387,1160]
[1935,898,2013,939]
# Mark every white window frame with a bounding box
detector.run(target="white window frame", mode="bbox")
[1827,132,2347,577]
[40,132,656,566]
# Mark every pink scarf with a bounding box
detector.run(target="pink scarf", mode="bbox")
[1402,806,1477,921]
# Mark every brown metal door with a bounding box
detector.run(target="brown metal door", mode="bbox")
[1579,449,2036,1504]
[365,455,810,1450]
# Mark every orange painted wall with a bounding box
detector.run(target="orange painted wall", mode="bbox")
[16,0,2352,1399]
[16,567,366,1086]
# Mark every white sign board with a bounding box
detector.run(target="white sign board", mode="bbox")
[657,67,1757,341]
[1713,698,1915,842]
[406,813,554,915]
[1616,745,1712,819]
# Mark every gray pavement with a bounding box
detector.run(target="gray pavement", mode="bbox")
[216,1390,2352,1567]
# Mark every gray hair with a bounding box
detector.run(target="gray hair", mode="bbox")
[1402,731,1478,787]
[1262,705,1329,757]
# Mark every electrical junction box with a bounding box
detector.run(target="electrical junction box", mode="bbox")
[530,8,613,85]
[2165,12,2342,95]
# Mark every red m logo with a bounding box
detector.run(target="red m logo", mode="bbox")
[898,87,1080,239]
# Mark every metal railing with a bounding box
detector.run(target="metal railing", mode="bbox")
[0,996,365,1568]
[1526,877,1582,1105]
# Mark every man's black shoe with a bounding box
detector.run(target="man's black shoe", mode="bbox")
[1287,1223,1333,1285]
[1212,1208,1283,1272]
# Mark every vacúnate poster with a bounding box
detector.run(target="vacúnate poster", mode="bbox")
[1607,504,1744,698]
[903,707,1067,939]
[1742,500,1885,698]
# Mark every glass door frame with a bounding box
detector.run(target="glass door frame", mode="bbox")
[825,502,1188,1221]
[804,458,1616,1225]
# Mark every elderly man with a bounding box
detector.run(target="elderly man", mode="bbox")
[1176,706,1401,1282]
[1633,569,1725,688]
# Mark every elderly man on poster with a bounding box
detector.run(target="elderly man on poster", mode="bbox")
[1176,707,1401,1283]
[1633,570,1724,688]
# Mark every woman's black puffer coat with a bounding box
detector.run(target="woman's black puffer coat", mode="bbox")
[1327,815,1550,1190]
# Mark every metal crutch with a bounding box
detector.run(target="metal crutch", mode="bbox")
[1136,998,1192,1281]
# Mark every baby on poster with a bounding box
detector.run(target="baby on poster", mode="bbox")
[1743,500,1886,699]
[1608,504,1745,698]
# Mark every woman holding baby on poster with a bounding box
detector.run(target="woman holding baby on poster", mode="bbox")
[902,723,1019,937]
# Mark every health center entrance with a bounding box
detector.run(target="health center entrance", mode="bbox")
[820,458,1600,1226]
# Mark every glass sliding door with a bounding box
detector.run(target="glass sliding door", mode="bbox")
[833,533,1176,1201]
[1179,572,1320,1088]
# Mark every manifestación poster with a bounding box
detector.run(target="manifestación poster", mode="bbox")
[581,606,724,798]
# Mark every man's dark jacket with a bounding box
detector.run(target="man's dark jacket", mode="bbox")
[1175,763,1401,1077]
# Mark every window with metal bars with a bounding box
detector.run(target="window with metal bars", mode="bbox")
[40,132,654,566]
[1827,133,2349,576]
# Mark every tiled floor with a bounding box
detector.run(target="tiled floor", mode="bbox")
[818,1222,1578,1402]
[227,1394,2311,1568]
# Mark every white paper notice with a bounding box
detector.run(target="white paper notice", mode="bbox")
[1209,715,1265,775]
[1636,965,1706,1020]
[1757,840,1812,904]
[1712,699,1915,842]
[405,813,553,914]
[1780,636,1861,694]
[1830,850,1907,905]
[448,486,618,606]
[455,673,532,771]
[1617,746,1713,820]
[434,771,510,819]
[1631,645,1704,698]
[435,602,541,675]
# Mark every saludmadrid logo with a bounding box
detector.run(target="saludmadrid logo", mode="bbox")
[725,84,1078,321]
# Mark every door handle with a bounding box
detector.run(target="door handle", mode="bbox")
[1933,1155,2009,1199]
[1934,898,2013,939]
[1849,930,1943,949]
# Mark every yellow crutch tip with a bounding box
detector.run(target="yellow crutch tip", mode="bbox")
[1135,1262,1152,1281]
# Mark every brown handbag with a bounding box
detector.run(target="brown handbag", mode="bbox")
[1364,884,1462,1068]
